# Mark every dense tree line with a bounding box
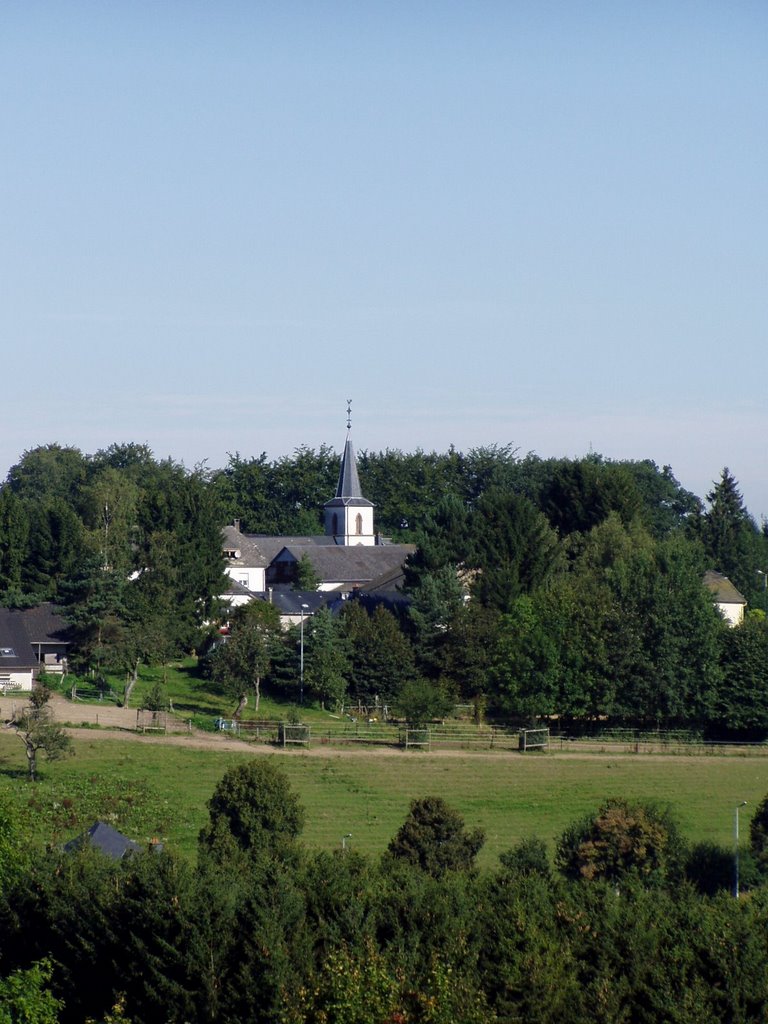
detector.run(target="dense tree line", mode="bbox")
[1,443,767,731]
[4,760,768,1022]
[0,444,226,685]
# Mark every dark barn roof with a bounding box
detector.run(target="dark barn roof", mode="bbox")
[64,821,143,861]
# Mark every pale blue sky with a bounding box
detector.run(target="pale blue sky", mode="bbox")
[2,2,766,517]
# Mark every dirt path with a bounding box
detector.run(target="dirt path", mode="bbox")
[59,725,762,766]
[6,694,765,765]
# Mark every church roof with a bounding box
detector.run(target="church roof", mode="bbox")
[272,544,415,586]
[325,434,373,509]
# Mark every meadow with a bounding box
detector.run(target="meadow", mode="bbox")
[1,728,767,870]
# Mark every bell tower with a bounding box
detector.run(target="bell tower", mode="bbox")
[323,401,375,546]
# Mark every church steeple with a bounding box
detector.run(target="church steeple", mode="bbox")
[323,402,375,546]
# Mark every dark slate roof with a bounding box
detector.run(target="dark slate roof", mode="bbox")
[272,544,415,585]
[223,524,334,568]
[251,534,336,562]
[257,588,328,616]
[19,604,71,644]
[364,563,409,593]
[0,610,37,670]
[703,570,747,605]
[324,435,373,509]
[64,821,142,860]
[349,590,413,616]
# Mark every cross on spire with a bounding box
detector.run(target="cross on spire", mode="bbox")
[346,399,352,432]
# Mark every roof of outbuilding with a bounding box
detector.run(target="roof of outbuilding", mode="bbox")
[64,821,142,860]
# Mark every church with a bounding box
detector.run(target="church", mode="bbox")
[221,420,415,607]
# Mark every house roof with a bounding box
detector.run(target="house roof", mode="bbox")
[272,544,415,585]
[259,587,328,616]
[18,604,71,645]
[222,524,334,568]
[0,610,38,670]
[703,570,747,606]
[64,821,142,860]
[364,562,410,593]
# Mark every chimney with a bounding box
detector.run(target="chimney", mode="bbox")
[233,518,240,532]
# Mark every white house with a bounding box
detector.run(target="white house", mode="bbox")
[0,605,70,692]
[703,570,747,626]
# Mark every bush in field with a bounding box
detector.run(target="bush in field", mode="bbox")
[556,798,686,886]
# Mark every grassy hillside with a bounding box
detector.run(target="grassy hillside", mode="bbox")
[1,731,766,869]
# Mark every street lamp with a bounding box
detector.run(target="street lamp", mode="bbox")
[734,800,747,899]
[299,603,309,706]
[341,833,352,852]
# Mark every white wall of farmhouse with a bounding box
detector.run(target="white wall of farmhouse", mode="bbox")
[717,601,745,627]
[224,565,266,592]
[0,670,33,692]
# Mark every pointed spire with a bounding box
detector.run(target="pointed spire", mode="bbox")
[335,435,364,499]
[334,399,363,498]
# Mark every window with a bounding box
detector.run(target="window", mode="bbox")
[0,648,15,658]
[332,513,339,535]
[355,513,363,535]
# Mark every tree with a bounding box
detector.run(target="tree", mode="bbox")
[295,552,321,591]
[0,959,62,1024]
[540,457,642,537]
[0,798,26,894]
[199,760,305,864]
[341,602,416,703]
[498,836,551,880]
[386,796,485,877]
[210,602,281,716]
[699,468,760,597]
[712,612,768,733]
[406,565,467,679]
[556,798,685,886]
[303,608,349,708]
[13,688,72,781]
[491,596,559,718]
[393,678,453,725]
[0,489,29,603]
[471,489,562,612]
[749,792,768,875]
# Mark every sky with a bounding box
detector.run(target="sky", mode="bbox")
[1,1,766,519]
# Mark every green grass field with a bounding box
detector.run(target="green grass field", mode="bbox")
[2,730,767,869]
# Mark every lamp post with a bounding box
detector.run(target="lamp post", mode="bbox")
[299,603,309,706]
[735,800,747,899]
[342,833,352,852]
